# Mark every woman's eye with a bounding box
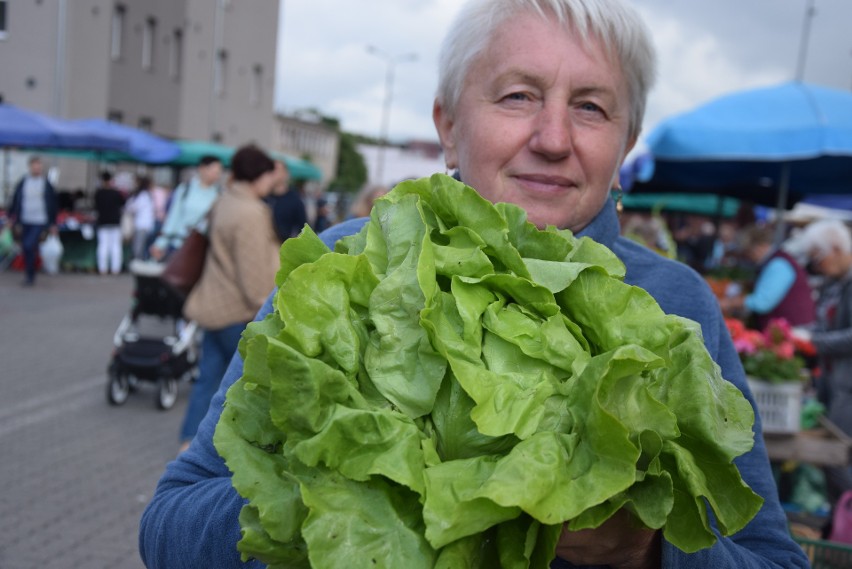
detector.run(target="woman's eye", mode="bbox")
[579,101,604,113]
[503,91,530,102]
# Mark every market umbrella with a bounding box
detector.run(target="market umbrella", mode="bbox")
[170,140,322,181]
[622,192,741,218]
[0,103,130,152]
[628,81,852,211]
[65,119,180,164]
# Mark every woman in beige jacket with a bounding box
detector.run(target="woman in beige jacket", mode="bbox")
[179,145,281,449]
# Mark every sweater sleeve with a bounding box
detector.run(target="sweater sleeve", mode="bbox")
[139,294,274,569]
[744,258,796,314]
[139,221,367,569]
[659,311,809,569]
[812,326,852,357]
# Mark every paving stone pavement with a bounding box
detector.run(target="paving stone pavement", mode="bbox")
[0,269,194,569]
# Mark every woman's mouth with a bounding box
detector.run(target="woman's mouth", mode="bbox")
[513,173,576,195]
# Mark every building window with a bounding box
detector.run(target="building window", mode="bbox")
[249,64,262,106]
[169,29,183,79]
[214,49,228,97]
[0,1,8,40]
[111,5,125,61]
[107,109,124,123]
[138,116,153,131]
[142,17,156,70]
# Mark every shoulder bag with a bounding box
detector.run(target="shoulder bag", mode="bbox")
[160,212,211,298]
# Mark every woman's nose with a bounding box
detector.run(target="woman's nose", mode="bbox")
[529,103,573,160]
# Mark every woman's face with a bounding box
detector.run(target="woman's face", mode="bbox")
[434,13,636,231]
[253,170,277,198]
[810,246,848,278]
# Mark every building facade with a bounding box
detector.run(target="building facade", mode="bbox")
[273,111,340,186]
[0,0,279,188]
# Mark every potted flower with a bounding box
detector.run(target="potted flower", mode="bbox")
[725,318,815,433]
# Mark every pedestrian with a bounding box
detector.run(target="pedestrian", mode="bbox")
[177,145,281,453]
[144,183,171,254]
[149,155,223,261]
[265,159,308,242]
[124,176,157,260]
[140,1,808,567]
[791,220,852,507]
[7,156,59,286]
[720,224,816,329]
[312,196,332,233]
[346,183,388,219]
[93,171,125,275]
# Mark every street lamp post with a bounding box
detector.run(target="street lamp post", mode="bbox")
[366,46,417,184]
[794,0,816,82]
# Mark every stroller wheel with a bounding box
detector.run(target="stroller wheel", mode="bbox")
[107,369,131,406]
[157,377,178,410]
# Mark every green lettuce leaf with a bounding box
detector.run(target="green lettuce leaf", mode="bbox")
[215,174,763,567]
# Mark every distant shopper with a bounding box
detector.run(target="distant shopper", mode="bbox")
[147,183,171,251]
[178,145,280,451]
[125,176,157,260]
[93,171,126,275]
[8,156,59,286]
[721,224,816,329]
[312,197,332,233]
[265,160,308,242]
[347,184,388,219]
[149,155,223,261]
[792,220,852,505]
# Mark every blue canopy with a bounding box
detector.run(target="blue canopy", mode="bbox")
[67,119,180,164]
[0,104,129,152]
[632,81,852,205]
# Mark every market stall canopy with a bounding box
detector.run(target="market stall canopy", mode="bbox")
[622,192,741,218]
[628,81,852,207]
[65,119,180,164]
[170,140,322,181]
[0,103,129,152]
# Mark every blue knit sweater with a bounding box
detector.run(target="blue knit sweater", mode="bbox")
[140,199,808,569]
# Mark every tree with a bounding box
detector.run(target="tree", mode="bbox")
[329,131,368,194]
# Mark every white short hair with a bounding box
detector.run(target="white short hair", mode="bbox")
[436,0,657,142]
[799,219,852,257]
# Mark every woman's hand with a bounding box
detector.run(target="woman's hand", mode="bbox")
[555,510,661,569]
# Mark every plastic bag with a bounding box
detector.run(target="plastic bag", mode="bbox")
[0,226,13,256]
[39,234,64,274]
[121,210,135,241]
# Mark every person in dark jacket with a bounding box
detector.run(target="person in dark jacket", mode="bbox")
[8,156,59,286]
[265,160,308,242]
[792,220,852,506]
[93,171,126,275]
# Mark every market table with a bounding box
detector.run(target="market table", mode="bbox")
[764,416,852,467]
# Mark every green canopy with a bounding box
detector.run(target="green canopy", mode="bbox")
[171,140,322,181]
[622,192,740,218]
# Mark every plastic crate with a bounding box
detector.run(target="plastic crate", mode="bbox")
[795,537,852,569]
[747,377,802,434]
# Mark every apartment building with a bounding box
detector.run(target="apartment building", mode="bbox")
[0,0,280,187]
[274,111,340,186]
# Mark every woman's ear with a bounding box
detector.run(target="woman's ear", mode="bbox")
[433,99,458,170]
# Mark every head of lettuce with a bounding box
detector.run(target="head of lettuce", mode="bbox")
[212,174,763,568]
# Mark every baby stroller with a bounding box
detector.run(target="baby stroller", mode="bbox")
[106,260,199,409]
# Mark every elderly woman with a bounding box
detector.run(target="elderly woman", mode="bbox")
[140,1,807,568]
[794,219,852,505]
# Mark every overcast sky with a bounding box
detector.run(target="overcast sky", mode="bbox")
[274,0,852,153]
